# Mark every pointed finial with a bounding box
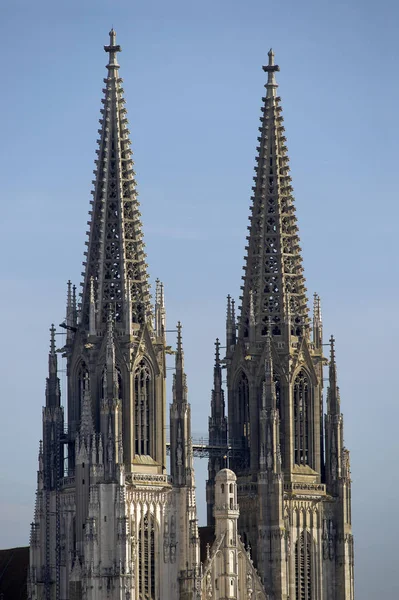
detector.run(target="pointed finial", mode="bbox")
[330,335,336,365]
[104,28,121,70]
[313,293,322,322]
[160,282,164,308]
[226,294,232,319]
[72,285,77,325]
[177,321,183,355]
[155,278,161,305]
[50,324,56,355]
[215,338,220,364]
[263,48,280,98]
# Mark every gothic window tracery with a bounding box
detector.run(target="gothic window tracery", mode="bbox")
[295,531,312,600]
[138,513,156,599]
[134,359,152,456]
[293,370,310,466]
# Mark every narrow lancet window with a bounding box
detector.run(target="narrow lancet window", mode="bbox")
[293,370,310,465]
[139,513,156,599]
[134,359,152,456]
[237,372,250,463]
[77,362,89,421]
[274,374,284,467]
[295,531,312,600]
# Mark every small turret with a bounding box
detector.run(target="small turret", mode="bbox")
[207,338,228,525]
[46,325,61,408]
[155,279,166,339]
[170,323,192,486]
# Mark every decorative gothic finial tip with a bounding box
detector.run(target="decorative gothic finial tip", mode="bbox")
[105,28,121,62]
[268,48,275,65]
[215,338,220,363]
[330,335,336,362]
[50,324,56,354]
[177,321,182,353]
[263,48,280,90]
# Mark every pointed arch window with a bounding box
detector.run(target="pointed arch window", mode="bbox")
[295,531,312,600]
[138,512,156,599]
[134,359,152,456]
[293,370,310,465]
[237,372,250,454]
[77,362,89,421]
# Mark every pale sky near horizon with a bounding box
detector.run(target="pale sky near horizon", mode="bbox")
[1,1,398,597]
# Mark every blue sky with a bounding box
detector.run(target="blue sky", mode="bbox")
[1,0,398,597]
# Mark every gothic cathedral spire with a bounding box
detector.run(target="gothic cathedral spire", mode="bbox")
[80,29,151,330]
[208,50,354,599]
[239,49,308,343]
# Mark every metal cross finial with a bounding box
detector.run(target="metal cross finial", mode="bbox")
[263,48,280,98]
[104,28,121,70]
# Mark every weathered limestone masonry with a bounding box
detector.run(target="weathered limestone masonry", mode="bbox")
[28,30,354,600]
[206,50,355,600]
[28,31,200,600]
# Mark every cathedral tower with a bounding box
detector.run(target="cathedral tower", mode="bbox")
[207,50,355,599]
[28,31,200,600]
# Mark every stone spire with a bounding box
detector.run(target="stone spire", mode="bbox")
[239,49,308,341]
[45,324,60,408]
[206,338,228,526]
[328,335,340,414]
[170,322,192,486]
[80,29,151,330]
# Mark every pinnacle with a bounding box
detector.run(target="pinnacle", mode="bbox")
[215,338,220,364]
[176,321,183,357]
[49,324,56,355]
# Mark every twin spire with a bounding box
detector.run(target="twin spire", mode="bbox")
[238,48,308,342]
[80,29,151,331]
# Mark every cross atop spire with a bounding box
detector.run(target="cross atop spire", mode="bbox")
[263,48,280,97]
[104,28,121,70]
